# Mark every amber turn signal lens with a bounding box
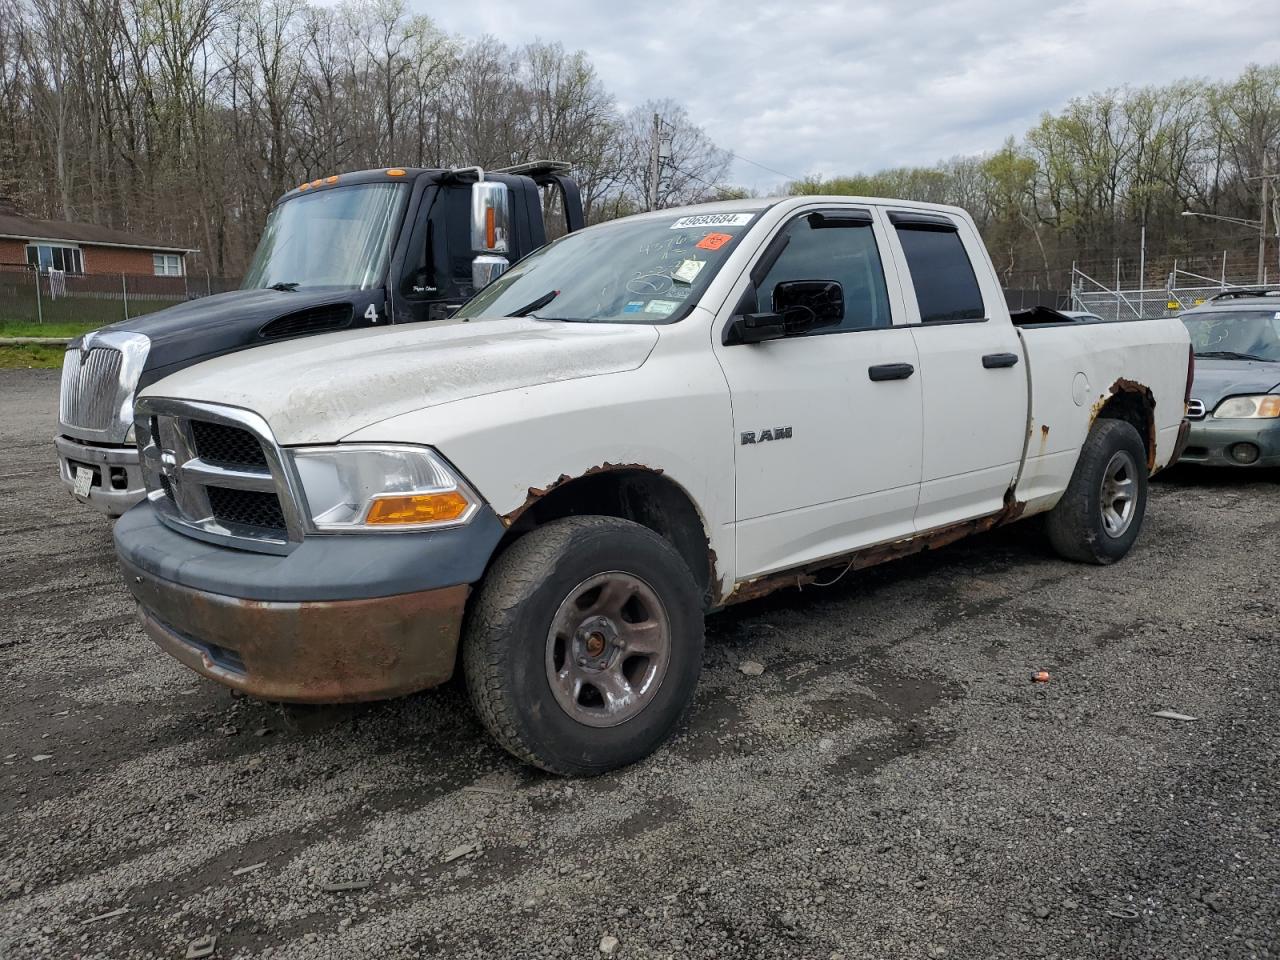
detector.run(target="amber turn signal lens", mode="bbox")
[1258,396,1280,418]
[364,490,470,525]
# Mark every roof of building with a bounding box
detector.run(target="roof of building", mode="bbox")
[0,210,194,254]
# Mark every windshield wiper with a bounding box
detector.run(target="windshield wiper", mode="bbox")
[268,281,300,291]
[507,290,559,317]
[1195,350,1275,362]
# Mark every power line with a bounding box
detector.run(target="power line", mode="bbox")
[726,151,802,183]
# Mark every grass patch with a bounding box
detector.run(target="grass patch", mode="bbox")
[0,344,66,368]
[0,320,101,338]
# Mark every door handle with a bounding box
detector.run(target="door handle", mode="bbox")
[982,352,1020,369]
[867,362,915,382]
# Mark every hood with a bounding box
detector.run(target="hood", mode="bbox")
[89,287,378,382]
[1190,357,1280,410]
[140,316,660,444]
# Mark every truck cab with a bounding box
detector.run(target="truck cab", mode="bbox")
[55,162,583,516]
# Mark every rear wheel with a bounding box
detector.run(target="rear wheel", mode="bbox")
[463,516,704,775]
[1045,418,1148,564]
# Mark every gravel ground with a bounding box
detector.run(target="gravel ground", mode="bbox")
[1,367,1277,960]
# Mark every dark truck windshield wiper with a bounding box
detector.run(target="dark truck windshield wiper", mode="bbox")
[268,281,300,291]
[1194,350,1276,362]
[507,290,559,318]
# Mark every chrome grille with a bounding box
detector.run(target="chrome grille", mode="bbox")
[61,347,122,430]
[57,331,150,444]
[137,398,305,555]
[1187,399,1206,420]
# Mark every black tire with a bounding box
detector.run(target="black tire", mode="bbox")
[1045,418,1149,564]
[463,516,704,776]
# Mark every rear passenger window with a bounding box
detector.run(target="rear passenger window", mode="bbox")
[755,213,891,332]
[894,221,985,323]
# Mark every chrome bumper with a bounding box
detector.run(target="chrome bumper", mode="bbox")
[54,434,145,517]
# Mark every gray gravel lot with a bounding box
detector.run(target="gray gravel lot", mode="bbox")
[1,367,1277,960]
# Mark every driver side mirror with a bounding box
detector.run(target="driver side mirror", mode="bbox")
[471,181,510,290]
[772,280,844,335]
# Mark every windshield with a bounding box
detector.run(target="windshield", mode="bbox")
[455,210,763,323]
[1182,310,1280,362]
[242,182,407,291]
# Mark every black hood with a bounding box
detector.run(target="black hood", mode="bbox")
[80,286,382,388]
[1191,357,1280,410]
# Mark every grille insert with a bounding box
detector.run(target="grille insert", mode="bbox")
[61,347,123,430]
[190,420,268,469]
[207,486,286,533]
[1187,399,1206,420]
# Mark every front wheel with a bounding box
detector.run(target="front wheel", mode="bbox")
[1045,418,1149,564]
[463,516,704,775]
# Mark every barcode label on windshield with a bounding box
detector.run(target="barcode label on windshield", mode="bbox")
[669,213,754,229]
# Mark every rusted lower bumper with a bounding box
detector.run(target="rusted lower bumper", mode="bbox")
[121,558,468,703]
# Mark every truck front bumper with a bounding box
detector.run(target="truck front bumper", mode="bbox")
[114,501,505,703]
[1179,417,1280,468]
[55,434,145,517]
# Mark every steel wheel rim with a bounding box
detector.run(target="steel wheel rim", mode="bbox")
[1099,449,1138,538]
[545,571,672,728]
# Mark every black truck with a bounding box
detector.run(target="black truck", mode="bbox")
[55,162,584,515]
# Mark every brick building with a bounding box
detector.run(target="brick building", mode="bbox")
[0,200,193,278]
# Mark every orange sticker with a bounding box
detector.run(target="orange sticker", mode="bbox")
[696,232,733,251]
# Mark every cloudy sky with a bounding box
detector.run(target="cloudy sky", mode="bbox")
[424,0,1280,192]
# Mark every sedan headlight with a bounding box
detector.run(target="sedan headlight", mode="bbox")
[1213,395,1280,419]
[289,445,479,531]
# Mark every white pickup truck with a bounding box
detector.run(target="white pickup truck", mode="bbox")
[113,197,1193,775]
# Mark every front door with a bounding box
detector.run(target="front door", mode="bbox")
[712,207,924,579]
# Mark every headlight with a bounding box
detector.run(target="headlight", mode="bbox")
[1213,395,1280,419]
[289,445,479,531]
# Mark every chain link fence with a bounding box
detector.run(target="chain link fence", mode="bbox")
[0,264,240,327]
[1069,266,1271,322]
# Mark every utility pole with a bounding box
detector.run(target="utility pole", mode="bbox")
[647,113,673,211]
[1246,162,1279,285]
[647,113,661,211]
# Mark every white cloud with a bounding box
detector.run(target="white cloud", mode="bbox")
[424,0,1280,190]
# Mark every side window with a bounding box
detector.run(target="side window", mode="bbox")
[755,213,891,332]
[894,221,985,323]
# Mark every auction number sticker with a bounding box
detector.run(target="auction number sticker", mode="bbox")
[669,213,753,229]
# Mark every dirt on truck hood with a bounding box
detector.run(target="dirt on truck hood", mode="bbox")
[139,316,660,444]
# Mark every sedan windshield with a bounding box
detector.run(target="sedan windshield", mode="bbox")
[1182,310,1280,362]
[242,182,407,291]
[455,210,763,323]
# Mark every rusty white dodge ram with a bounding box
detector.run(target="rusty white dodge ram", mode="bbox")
[113,197,1193,775]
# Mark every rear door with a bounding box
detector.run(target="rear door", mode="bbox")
[882,211,1028,530]
[712,205,923,578]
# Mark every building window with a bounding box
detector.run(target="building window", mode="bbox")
[153,253,184,277]
[25,243,84,274]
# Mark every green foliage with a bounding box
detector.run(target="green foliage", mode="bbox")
[0,344,65,368]
[788,64,1280,289]
[0,321,101,338]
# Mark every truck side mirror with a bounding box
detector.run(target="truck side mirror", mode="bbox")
[772,280,844,334]
[471,181,511,289]
[726,312,787,345]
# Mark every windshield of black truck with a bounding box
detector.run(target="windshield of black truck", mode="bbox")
[454,210,763,324]
[242,182,407,291]
[1182,310,1280,362]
